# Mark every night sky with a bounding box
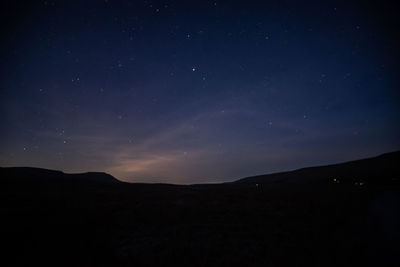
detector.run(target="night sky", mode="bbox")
[1,0,399,184]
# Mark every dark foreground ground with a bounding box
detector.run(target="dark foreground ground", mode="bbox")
[1,152,399,266]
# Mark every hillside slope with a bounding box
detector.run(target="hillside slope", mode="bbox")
[235,151,400,186]
[0,166,120,183]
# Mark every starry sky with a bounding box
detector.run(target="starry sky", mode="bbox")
[1,0,399,184]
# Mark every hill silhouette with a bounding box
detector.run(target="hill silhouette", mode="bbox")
[1,152,399,266]
[235,151,400,186]
[0,166,119,183]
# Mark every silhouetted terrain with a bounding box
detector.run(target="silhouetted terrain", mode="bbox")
[1,152,399,266]
[236,151,400,186]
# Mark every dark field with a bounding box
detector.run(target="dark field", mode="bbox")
[1,152,399,266]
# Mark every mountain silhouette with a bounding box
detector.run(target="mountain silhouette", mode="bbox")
[1,152,399,266]
[235,151,400,186]
[0,166,120,183]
